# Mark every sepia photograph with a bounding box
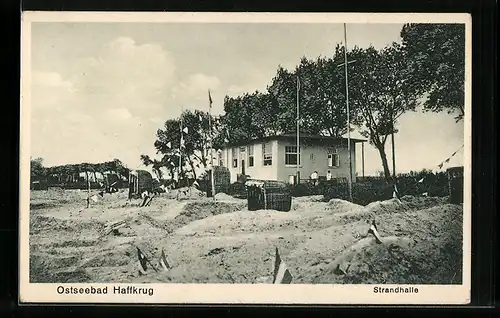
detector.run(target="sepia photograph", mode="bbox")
[20,12,471,304]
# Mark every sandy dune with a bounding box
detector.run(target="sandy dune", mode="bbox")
[28,188,462,285]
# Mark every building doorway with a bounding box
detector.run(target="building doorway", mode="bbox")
[240,147,246,176]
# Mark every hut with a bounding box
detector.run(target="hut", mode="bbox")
[104,173,122,193]
[246,179,292,212]
[206,166,231,197]
[128,170,154,199]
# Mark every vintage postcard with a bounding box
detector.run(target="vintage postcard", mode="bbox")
[20,12,472,304]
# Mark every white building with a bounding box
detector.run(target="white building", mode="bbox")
[216,133,366,184]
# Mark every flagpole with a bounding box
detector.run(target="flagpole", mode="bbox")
[296,76,300,185]
[343,23,353,202]
[179,107,183,193]
[86,170,91,208]
[208,90,216,200]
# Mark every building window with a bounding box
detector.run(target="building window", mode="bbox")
[232,148,238,168]
[285,146,301,165]
[328,150,340,167]
[248,145,254,167]
[262,143,272,166]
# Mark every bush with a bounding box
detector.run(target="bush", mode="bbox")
[323,182,391,206]
[323,173,449,205]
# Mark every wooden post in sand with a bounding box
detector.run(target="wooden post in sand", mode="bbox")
[85,171,91,208]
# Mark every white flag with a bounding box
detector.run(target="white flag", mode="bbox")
[183,127,189,134]
[417,177,424,183]
[166,141,172,149]
[273,247,293,284]
[159,249,172,271]
[367,220,383,244]
[137,247,148,275]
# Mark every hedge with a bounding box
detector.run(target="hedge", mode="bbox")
[292,172,450,206]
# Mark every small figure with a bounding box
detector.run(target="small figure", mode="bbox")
[310,170,319,186]
[326,170,333,181]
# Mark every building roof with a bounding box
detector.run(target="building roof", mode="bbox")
[225,133,366,148]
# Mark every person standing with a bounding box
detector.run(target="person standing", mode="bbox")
[326,170,333,182]
[310,170,319,186]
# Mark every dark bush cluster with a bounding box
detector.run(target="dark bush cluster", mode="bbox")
[288,170,450,206]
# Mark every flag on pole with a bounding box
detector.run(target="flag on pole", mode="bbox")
[272,247,293,284]
[137,247,148,275]
[183,127,189,134]
[159,249,172,271]
[166,141,172,149]
[392,184,400,201]
[417,177,424,183]
[367,220,383,244]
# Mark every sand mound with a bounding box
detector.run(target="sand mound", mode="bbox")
[291,201,331,214]
[300,234,461,285]
[214,192,244,202]
[163,200,247,234]
[327,199,363,212]
[295,204,463,284]
[175,210,303,236]
[30,254,92,283]
[28,186,463,284]
[81,248,131,268]
[293,195,325,202]
[158,186,205,200]
[30,215,104,235]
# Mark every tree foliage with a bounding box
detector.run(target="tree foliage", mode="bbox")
[30,157,46,180]
[147,26,460,184]
[36,159,129,181]
[400,23,466,122]
[348,43,420,182]
[152,109,222,179]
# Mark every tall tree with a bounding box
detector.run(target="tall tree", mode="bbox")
[266,52,361,137]
[348,43,420,183]
[400,23,466,122]
[140,154,164,180]
[154,110,218,179]
[219,93,271,144]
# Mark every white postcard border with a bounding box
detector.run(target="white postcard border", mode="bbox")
[19,11,472,305]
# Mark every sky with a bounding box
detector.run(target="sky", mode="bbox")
[29,21,465,176]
